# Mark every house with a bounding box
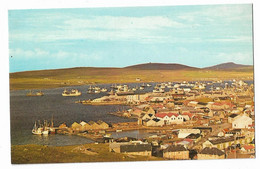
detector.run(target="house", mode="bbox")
[197,147,225,160]
[71,122,81,131]
[178,129,201,138]
[176,138,194,148]
[185,133,201,143]
[143,118,164,127]
[202,136,253,150]
[228,114,239,123]
[232,114,252,129]
[240,145,255,154]
[155,113,171,125]
[181,112,194,121]
[96,120,109,129]
[79,121,91,131]
[187,101,198,107]
[141,113,155,121]
[202,137,234,150]
[120,144,152,156]
[109,142,152,156]
[58,123,67,129]
[163,145,189,160]
[88,121,100,130]
[208,102,235,110]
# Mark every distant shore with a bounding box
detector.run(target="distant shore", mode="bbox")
[9,67,253,90]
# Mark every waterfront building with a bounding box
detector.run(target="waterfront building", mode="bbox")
[197,147,225,160]
[163,145,189,160]
[109,141,152,156]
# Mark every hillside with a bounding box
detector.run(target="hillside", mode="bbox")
[125,63,198,70]
[9,62,254,90]
[204,62,253,70]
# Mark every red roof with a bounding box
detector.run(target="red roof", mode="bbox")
[155,113,168,118]
[243,145,255,150]
[182,112,194,118]
[167,113,179,117]
[213,102,235,107]
[183,138,194,143]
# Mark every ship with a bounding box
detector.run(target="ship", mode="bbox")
[26,90,44,96]
[62,89,81,96]
[32,120,49,135]
[32,121,43,135]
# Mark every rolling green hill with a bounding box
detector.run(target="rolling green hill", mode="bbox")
[9,63,254,90]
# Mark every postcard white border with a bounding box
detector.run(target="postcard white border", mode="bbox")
[1,0,259,169]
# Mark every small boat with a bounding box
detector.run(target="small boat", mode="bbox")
[26,90,44,96]
[139,86,144,90]
[146,84,152,87]
[116,129,122,132]
[101,88,107,92]
[62,89,81,96]
[32,121,43,135]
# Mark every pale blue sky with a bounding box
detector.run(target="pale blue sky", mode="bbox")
[9,4,253,72]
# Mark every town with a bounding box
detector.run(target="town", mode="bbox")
[51,79,254,160]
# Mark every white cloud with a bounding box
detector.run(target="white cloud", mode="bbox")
[216,52,253,64]
[9,15,186,44]
[63,16,184,30]
[9,48,102,61]
[9,48,49,58]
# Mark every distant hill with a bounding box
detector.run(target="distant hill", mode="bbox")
[204,62,253,70]
[124,63,199,70]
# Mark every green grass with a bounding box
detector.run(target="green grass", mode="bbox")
[10,67,254,90]
[11,143,164,164]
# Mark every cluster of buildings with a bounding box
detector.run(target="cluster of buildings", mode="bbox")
[106,80,255,160]
[58,120,110,133]
[64,80,254,160]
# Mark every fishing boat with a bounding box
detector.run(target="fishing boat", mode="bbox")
[62,89,81,96]
[26,90,44,96]
[32,121,43,135]
[139,86,144,90]
[101,88,107,92]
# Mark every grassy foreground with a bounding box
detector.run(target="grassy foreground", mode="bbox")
[10,67,253,90]
[11,143,163,164]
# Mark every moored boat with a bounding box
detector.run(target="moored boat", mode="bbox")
[62,89,81,96]
[26,90,44,96]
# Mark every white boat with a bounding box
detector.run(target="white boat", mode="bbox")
[32,122,43,135]
[42,130,49,135]
[62,89,81,96]
[139,86,144,90]
[146,84,152,87]
[101,88,107,92]
[153,88,164,93]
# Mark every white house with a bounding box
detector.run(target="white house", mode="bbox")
[232,114,252,129]
[178,129,201,138]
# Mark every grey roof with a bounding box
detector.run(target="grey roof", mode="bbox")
[200,147,225,156]
[120,144,152,153]
[163,145,187,152]
[186,133,201,139]
[229,114,238,118]
[209,137,234,145]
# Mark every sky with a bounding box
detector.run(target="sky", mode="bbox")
[8,4,253,72]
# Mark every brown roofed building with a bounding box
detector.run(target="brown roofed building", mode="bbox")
[96,120,109,129]
[163,145,189,160]
[197,147,225,159]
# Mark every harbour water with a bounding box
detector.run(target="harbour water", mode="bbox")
[10,80,253,146]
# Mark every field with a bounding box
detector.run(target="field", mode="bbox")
[9,67,254,90]
[11,143,163,164]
